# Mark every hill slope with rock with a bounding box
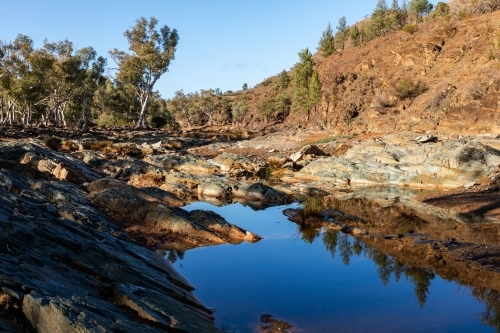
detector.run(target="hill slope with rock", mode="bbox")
[233,7,500,135]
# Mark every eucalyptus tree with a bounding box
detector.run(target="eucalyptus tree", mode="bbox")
[168,89,197,127]
[110,17,179,129]
[198,88,223,126]
[32,39,88,127]
[92,78,140,126]
[0,35,44,126]
[230,95,249,125]
[75,47,106,131]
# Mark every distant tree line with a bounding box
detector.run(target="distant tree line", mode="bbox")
[317,0,452,58]
[0,17,179,130]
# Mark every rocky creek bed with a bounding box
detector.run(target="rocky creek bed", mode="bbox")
[2,126,500,332]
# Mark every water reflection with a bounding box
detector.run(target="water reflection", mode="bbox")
[171,201,500,332]
[319,228,435,308]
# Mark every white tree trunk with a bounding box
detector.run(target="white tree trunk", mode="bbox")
[82,88,89,132]
[3,101,13,125]
[60,102,67,127]
[135,91,151,129]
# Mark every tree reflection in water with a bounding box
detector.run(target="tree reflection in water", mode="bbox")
[165,250,186,264]
[319,229,435,308]
[299,224,321,244]
[471,287,500,330]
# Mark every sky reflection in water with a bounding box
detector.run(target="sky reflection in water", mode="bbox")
[169,202,496,333]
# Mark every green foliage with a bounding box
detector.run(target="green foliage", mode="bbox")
[258,96,276,122]
[301,196,324,218]
[242,83,248,90]
[274,93,291,120]
[432,2,450,18]
[376,0,389,11]
[349,26,361,46]
[318,23,336,57]
[231,96,249,122]
[409,0,434,20]
[308,71,322,106]
[391,77,428,98]
[402,23,419,34]
[371,5,389,37]
[335,17,349,51]
[292,48,318,114]
[277,70,291,90]
[110,17,179,129]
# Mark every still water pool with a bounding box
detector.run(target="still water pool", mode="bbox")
[169,202,497,333]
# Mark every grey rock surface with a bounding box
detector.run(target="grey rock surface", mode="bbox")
[0,142,225,332]
[296,133,500,188]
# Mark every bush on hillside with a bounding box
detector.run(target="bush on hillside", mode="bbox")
[432,2,450,18]
[391,78,428,99]
[372,90,394,107]
[402,24,419,34]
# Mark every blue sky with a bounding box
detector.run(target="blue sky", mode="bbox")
[1,0,439,99]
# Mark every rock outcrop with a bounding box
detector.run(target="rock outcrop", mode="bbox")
[0,168,222,332]
[295,133,500,188]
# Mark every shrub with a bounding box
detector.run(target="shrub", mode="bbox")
[167,140,182,150]
[457,8,467,19]
[372,90,394,107]
[104,143,143,157]
[265,156,287,178]
[268,156,285,171]
[150,116,167,128]
[402,24,419,34]
[432,2,450,18]
[301,197,324,218]
[97,113,134,127]
[226,130,251,140]
[391,78,428,99]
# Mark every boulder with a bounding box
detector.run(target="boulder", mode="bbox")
[209,153,264,177]
[0,142,102,185]
[289,145,327,163]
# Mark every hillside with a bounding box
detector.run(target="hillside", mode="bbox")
[235,6,500,135]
